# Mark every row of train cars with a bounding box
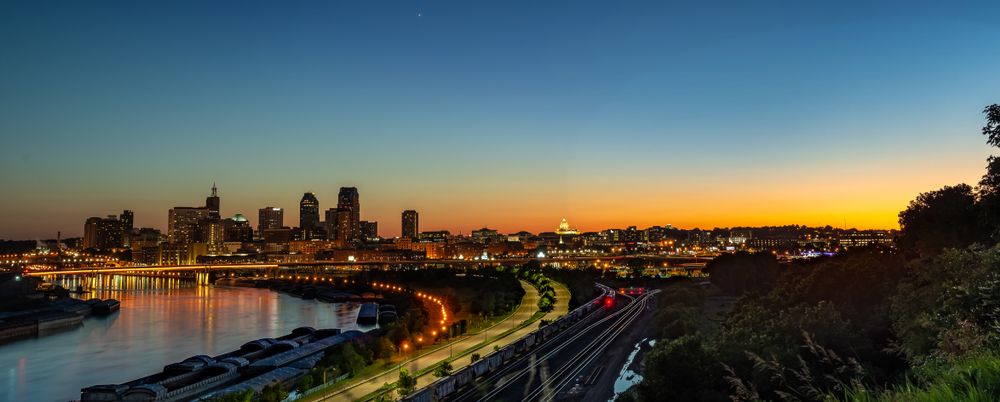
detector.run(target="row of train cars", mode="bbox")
[402,284,615,402]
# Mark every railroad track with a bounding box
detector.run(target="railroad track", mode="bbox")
[449,290,652,402]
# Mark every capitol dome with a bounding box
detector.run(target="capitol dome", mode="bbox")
[555,218,579,235]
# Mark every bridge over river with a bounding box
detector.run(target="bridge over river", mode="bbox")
[22,255,711,278]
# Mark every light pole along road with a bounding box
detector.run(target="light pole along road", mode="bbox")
[308,280,571,401]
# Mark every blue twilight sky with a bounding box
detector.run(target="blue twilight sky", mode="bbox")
[1,1,999,239]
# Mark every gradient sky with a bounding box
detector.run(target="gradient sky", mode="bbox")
[2,1,999,239]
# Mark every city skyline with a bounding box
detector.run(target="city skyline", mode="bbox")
[2,1,999,238]
[4,3,1000,401]
[25,183,910,241]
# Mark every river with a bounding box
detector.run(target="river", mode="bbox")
[1,275,372,402]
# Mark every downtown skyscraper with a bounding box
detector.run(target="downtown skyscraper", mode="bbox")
[402,210,418,239]
[205,183,220,220]
[335,187,360,243]
[168,207,208,244]
[299,192,320,239]
[257,207,284,235]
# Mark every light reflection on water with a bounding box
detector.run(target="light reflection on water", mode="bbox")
[610,338,654,401]
[1,275,371,402]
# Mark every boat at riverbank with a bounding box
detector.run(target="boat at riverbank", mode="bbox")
[356,302,379,326]
[0,297,117,344]
[93,299,120,315]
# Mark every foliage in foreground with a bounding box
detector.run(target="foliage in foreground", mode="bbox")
[840,353,1000,402]
[621,104,1000,402]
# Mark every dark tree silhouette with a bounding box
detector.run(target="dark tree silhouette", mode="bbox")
[982,104,1000,194]
[979,105,1000,241]
[983,156,1000,194]
[897,184,986,258]
[705,251,780,295]
[983,104,1000,148]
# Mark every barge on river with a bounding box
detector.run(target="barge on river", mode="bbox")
[80,327,363,402]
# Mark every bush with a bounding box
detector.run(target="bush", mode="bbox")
[839,353,1000,402]
[433,361,453,377]
[397,368,417,396]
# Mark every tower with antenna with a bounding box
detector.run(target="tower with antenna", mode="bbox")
[206,182,221,220]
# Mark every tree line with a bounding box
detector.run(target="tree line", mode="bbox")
[620,104,1000,401]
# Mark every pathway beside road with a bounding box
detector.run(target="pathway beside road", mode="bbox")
[310,279,571,401]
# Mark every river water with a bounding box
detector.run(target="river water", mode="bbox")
[1,275,370,402]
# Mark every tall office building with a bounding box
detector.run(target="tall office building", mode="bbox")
[360,221,378,241]
[258,207,284,235]
[206,183,221,220]
[336,187,360,243]
[119,210,134,247]
[120,210,134,235]
[402,210,418,239]
[325,208,340,241]
[299,192,320,235]
[203,219,226,254]
[83,217,100,249]
[84,214,126,250]
[168,207,209,244]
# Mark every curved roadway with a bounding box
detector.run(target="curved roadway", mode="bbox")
[311,279,570,401]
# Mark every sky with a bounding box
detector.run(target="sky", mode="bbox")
[1,1,999,239]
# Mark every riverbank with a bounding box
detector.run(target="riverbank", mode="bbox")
[0,277,364,402]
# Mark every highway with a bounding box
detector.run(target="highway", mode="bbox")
[308,280,571,401]
[445,290,655,402]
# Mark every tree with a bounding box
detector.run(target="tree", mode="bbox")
[982,156,1000,194]
[705,251,780,295]
[298,374,314,392]
[897,184,987,258]
[372,391,396,402]
[470,353,481,363]
[260,383,288,402]
[982,104,1000,148]
[979,104,1000,239]
[373,382,396,402]
[433,361,453,377]
[397,368,417,396]
[374,337,396,360]
[339,343,367,375]
[892,246,1000,359]
[207,390,253,402]
[632,335,727,402]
